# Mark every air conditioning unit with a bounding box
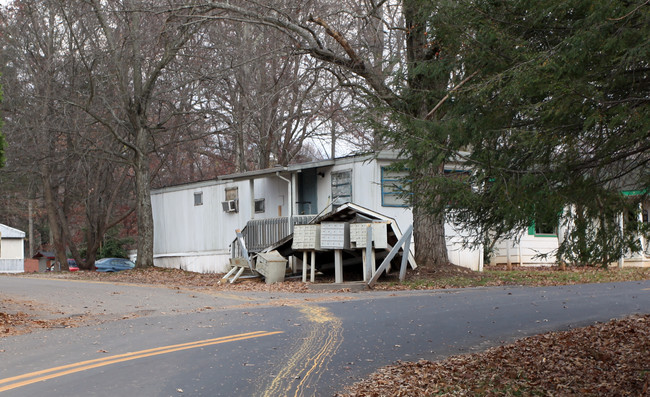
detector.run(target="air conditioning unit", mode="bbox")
[221,200,238,213]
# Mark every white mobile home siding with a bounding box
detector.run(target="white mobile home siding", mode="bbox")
[152,180,244,273]
[314,159,414,228]
[490,233,559,266]
[152,176,293,273]
[0,224,25,273]
[316,157,483,271]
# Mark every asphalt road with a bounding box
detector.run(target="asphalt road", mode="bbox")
[0,277,648,396]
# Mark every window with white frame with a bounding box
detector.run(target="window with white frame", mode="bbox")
[381,167,410,207]
[331,170,352,207]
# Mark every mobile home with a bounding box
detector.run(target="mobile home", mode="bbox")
[151,151,484,274]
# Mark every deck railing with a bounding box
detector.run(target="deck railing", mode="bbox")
[231,215,315,257]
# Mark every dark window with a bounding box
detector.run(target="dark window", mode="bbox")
[255,199,265,213]
[194,192,203,206]
[535,223,556,236]
[529,221,557,237]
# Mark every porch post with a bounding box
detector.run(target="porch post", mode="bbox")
[334,250,343,284]
[618,213,625,268]
[275,171,296,272]
[291,173,298,221]
[364,225,372,282]
[638,203,646,254]
[249,179,255,220]
[288,174,296,272]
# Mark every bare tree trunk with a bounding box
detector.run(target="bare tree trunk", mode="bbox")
[235,126,247,172]
[42,174,68,271]
[411,162,450,267]
[412,206,449,267]
[404,1,450,268]
[134,132,154,267]
[55,204,80,269]
[28,199,34,258]
[330,120,336,159]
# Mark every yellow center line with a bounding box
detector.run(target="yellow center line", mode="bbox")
[0,330,267,386]
[0,330,283,393]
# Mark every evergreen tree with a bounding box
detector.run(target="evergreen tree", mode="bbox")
[417,0,650,265]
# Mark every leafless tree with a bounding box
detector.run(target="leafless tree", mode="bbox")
[4,0,451,270]
[0,0,84,269]
[191,17,340,172]
[196,0,451,267]
[0,0,135,269]
[55,0,212,267]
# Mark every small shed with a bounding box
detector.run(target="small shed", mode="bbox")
[32,251,56,272]
[0,223,26,273]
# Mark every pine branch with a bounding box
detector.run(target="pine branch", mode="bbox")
[425,70,479,121]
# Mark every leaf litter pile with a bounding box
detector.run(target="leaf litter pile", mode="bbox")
[1,297,86,337]
[336,315,650,397]
[17,264,650,292]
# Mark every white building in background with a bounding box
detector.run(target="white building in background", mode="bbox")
[151,151,484,274]
[490,193,650,267]
[0,223,25,273]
